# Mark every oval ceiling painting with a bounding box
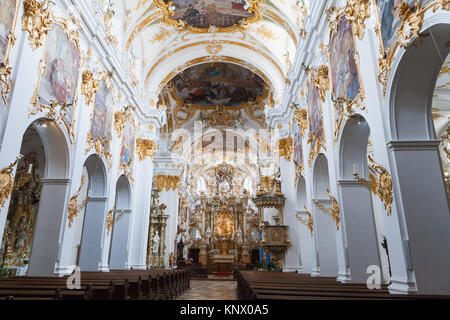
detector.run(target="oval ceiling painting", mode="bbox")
[169,63,266,108]
[156,0,261,30]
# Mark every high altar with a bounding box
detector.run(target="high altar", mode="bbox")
[177,163,262,273]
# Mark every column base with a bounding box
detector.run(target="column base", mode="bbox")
[311,267,320,277]
[54,265,74,276]
[98,265,110,272]
[337,272,351,283]
[388,276,417,294]
[130,264,147,270]
[283,266,303,273]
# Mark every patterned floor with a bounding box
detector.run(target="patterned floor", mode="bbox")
[177,280,238,300]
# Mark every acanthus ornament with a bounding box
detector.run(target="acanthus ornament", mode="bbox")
[354,155,393,216]
[292,105,307,136]
[106,205,115,235]
[22,0,53,50]
[114,106,134,139]
[344,0,371,40]
[81,70,99,106]
[153,175,181,191]
[136,138,158,161]
[314,189,340,231]
[278,137,293,161]
[0,61,12,105]
[0,157,20,210]
[395,2,425,49]
[296,205,314,236]
[314,65,330,103]
[67,175,88,228]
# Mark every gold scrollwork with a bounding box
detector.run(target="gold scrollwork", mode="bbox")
[136,138,158,161]
[278,137,293,161]
[0,62,12,105]
[313,189,340,231]
[395,2,425,49]
[81,70,100,106]
[296,205,313,236]
[354,155,393,216]
[292,106,308,136]
[0,158,20,210]
[106,205,115,235]
[114,106,135,139]
[0,1,20,105]
[67,175,88,228]
[314,65,330,103]
[22,0,53,50]
[344,0,371,40]
[372,0,448,96]
[153,174,181,192]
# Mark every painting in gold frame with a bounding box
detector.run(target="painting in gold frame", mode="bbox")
[86,76,114,167]
[119,116,135,177]
[328,13,366,143]
[154,0,263,33]
[31,20,82,143]
[306,71,325,167]
[373,0,441,96]
[293,119,304,178]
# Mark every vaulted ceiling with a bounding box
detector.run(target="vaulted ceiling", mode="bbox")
[90,0,309,108]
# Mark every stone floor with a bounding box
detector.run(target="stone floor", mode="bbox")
[176,280,238,300]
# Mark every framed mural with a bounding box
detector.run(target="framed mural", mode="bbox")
[170,62,266,108]
[0,0,20,104]
[119,115,135,181]
[30,20,82,143]
[306,70,325,167]
[154,0,263,33]
[328,14,365,143]
[373,0,444,95]
[86,76,114,167]
[293,119,304,180]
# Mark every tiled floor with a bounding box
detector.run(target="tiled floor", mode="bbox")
[177,280,238,300]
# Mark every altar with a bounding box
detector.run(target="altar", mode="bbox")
[211,254,234,273]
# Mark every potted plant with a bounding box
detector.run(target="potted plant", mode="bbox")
[268,262,277,272]
[256,261,264,271]
[1,268,10,278]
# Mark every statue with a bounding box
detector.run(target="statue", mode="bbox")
[204,227,212,241]
[236,228,243,244]
[168,253,175,268]
[152,231,160,254]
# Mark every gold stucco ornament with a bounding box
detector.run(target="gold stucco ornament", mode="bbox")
[0,158,19,210]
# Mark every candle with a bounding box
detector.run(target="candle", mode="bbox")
[353,163,357,176]
[28,164,32,174]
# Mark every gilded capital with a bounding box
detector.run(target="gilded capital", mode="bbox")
[136,138,158,161]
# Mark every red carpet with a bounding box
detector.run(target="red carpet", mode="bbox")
[214,272,231,278]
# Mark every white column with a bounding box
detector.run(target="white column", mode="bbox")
[159,188,179,267]
[337,180,381,283]
[280,158,302,272]
[28,179,70,275]
[128,159,154,269]
[387,140,450,295]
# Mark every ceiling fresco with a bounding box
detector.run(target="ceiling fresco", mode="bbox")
[160,0,257,29]
[169,62,266,107]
